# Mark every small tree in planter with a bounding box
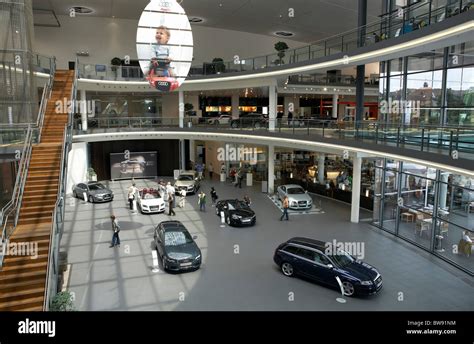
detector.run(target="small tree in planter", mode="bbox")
[50,291,76,311]
[274,41,289,65]
[111,57,122,80]
[88,167,97,182]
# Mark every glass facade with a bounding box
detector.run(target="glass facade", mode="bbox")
[379,41,474,126]
[373,159,474,275]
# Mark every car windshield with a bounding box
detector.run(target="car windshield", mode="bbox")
[327,250,354,267]
[164,230,193,246]
[88,183,106,190]
[287,187,304,194]
[141,190,160,199]
[178,175,193,181]
[228,201,247,210]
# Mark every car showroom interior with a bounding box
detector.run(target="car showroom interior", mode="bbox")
[0,0,473,333]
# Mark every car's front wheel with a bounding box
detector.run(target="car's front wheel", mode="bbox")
[73,190,77,198]
[281,262,294,277]
[342,281,355,296]
[231,121,238,128]
[88,195,94,203]
[226,216,231,226]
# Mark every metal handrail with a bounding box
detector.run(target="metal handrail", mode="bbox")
[0,126,33,268]
[37,57,56,142]
[43,58,78,310]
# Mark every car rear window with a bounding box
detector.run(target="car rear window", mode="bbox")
[282,245,299,255]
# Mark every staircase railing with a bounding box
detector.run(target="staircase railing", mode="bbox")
[0,125,33,268]
[43,59,78,310]
[37,56,56,142]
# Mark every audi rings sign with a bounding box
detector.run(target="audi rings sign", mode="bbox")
[136,0,193,92]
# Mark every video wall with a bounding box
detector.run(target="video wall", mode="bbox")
[110,151,158,179]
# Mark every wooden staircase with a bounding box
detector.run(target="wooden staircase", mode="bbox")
[0,70,74,311]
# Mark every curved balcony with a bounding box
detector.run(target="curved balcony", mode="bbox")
[73,117,474,176]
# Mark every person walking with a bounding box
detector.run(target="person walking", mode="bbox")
[210,187,218,205]
[168,191,176,216]
[198,191,206,212]
[243,195,251,206]
[280,196,289,221]
[127,183,137,210]
[209,163,214,180]
[234,169,243,188]
[179,188,186,208]
[109,215,121,248]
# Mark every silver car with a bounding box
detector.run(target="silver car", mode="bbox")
[174,171,200,195]
[277,184,312,210]
[72,182,114,203]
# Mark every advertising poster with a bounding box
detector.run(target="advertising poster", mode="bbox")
[136,0,193,92]
[110,151,158,179]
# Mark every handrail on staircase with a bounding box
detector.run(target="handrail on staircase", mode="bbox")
[0,125,33,268]
[43,58,78,310]
[37,56,56,142]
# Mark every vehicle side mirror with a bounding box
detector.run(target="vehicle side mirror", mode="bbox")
[327,264,333,269]
[192,235,198,240]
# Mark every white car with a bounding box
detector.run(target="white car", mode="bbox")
[277,184,313,210]
[137,188,165,214]
[208,114,231,125]
[174,171,200,194]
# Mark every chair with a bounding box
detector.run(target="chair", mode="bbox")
[439,221,449,237]
[458,239,472,257]
[415,213,430,237]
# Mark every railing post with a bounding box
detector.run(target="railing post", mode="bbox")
[421,128,425,151]
[449,130,453,156]
[397,127,400,147]
[456,128,459,151]
[375,123,378,144]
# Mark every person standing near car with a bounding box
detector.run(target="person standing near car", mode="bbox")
[168,191,176,216]
[109,215,121,248]
[209,163,214,180]
[210,187,218,205]
[198,191,206,212]
[280,196,289,221]
[127,183,137,210]
[179,188,186,208]
[287,111,293,126]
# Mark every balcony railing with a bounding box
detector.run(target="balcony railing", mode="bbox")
[77,0,473,81]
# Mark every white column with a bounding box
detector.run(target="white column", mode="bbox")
[179,90,184,128]
[231,93,239,119]
[269,84,277,131]
[332,94,338,119]
[81,89,87,131]
[268,145,275,194]
[351,155,362,223]
[439,172,449,210]
[318,154,325,184]
[180,140,186,170]
[189,139,195,163]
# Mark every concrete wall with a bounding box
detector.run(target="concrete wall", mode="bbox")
[66,142,88,195]
[34,15,307,69]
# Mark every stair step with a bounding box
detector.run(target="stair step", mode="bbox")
[22,194,58,202]
[0,269,47,283]
[0,296,44,311]
[18,216,54,225]
[0,287,45,304]
[20,205,56,213]
[3,253,49,265]
[0,277,46,293]
[1,261,48,275]
[22,189,58,197]
[24,185,59,192]
[12,223,52,232]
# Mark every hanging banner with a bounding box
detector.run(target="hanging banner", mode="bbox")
[136,0,193,92]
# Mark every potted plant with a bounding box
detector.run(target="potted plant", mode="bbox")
[212,58,226,74]
[274,41,289,65]
[50,291,75,311]
[88,167,97,182]
[110,57,122,80]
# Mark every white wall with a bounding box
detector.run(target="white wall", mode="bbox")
[34,15,307,69]
[66,142,88,195]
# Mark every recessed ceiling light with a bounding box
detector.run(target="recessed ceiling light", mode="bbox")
[323,88,327,91]
[274,31,294,37]
[68,6,95,14]
[189,17,204,23]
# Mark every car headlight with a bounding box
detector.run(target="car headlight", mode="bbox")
[195,254,201,260]
[361,280,373,285]
[142,204,149,208]
[165,257,177,263]
[187,185,194,189]
[231,214,242,220]
[291,201,298,206]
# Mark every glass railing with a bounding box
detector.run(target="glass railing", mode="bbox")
[73,116,474,161]
[77,0,472,81]
[286,74,380,86]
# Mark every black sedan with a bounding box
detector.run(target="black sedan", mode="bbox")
[215,199,256,227]
[273,237,382,297]
[154,221,201,272]
[72,182,114,203]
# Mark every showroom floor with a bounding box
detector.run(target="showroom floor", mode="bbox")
[61,178,474,311]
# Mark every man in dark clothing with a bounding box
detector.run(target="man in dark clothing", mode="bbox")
[168,192,176,216]
[110,215,121,247]
[287,111,293,126]
[280,196,289,221]
[210,187,218,205]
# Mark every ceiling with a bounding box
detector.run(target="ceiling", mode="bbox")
[32,0,383,43]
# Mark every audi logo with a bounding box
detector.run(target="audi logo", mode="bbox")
[159,2,170,7]
[157,81,169,86]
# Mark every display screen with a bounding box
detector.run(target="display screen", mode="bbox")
[136,0,193,92]
[110,151,158,179]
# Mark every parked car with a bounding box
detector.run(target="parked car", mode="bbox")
[277,184,312,210]
[137,188,165,214]
[273,237,383,296]
[215,199,256,227]
[154,221,202,272]
[207,114,231,125]
[230,113,268,129]
[72,182,114,203]
[174,170,200,194]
